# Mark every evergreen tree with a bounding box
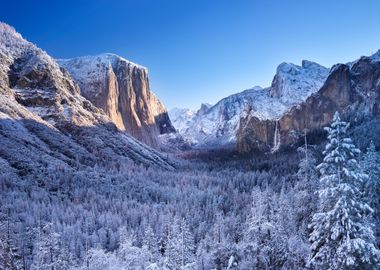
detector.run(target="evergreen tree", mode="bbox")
[165,218,195,269]
[309,112,379,269]
[0,233,13,270]
[245,186,277,269]
[179,219,195,268]
[295,144,319,238]
[361,141,380,247]
[117,234,150,269]
[165,218,181,269]
[143,225,159,261]
[31,223,71,270]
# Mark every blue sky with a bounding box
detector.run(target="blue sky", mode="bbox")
[1,0,380,110]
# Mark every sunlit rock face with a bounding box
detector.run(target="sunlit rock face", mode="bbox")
[58,54,175,147]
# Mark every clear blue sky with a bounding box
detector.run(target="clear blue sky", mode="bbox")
[1,0,380,110]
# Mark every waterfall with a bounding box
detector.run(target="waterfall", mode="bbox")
[271,120,281,152]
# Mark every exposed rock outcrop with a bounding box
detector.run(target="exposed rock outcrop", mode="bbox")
[58,54,175,147]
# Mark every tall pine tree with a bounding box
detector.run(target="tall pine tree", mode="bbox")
[361,141,380,248]
[309,112,379,269]
[30,223,71,270]
[165,217,195,269]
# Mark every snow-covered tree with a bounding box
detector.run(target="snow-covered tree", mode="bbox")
[117,230,150,269]
[245,186,277,269]
[361,141,380,247]
[309,112,379,269]
[179,219,195,268]
[294,143,319,238]
[0,233,12,270]
[31,223,72,270]
[143,225,159,261]
[165,218,195,269]
[165,219,180,269]
[87,248,123,270]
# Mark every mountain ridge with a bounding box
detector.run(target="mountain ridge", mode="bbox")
[169,59,329,148]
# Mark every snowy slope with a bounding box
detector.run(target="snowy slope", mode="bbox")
[169,107,196,133]
[170,61,329,147]
[169,104,212,134]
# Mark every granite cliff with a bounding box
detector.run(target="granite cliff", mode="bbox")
[58,54,175,147]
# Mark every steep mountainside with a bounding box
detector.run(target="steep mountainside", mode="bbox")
[0,22,174,174]
[171,62,329,148]
[58,54,175,147]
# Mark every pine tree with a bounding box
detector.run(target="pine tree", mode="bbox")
[0,216,15,270]
[165,218,181,269]
[309,112,379,269]
[179,219,195,268]
[212,213,225,245]
[361,141,380,247]
[246,186,276,243]
[245,186,277,269]
[0,233,13,270]
[31,223,71,270]
[117,229,150,269]
[143,225,159,261]
[295,142,319,238]
[165,218,195,269]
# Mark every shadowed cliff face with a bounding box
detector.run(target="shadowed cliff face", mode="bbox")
[58,54,175,147]
[237,55,380,153]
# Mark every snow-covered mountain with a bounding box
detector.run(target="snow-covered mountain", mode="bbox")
[170,61,329,148]
[0,22,174,171]
[169,103,212,133]
[168,107,195,133]
[238,51,380,152]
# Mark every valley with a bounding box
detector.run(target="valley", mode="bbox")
[0,19,379,270]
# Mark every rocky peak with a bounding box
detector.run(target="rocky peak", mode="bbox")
[0,22,100,126]
[58,53,175,147]
[169,107,195,133]
[270,60,329,102]
[251,85,263,91]
[197,103,212,115]
[0,22,29,56]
